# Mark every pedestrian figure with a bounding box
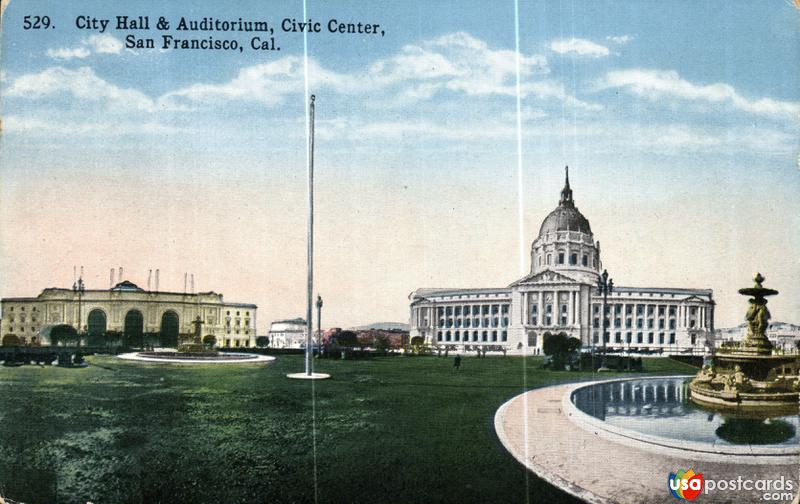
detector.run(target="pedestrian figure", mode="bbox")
[453,354,462,370]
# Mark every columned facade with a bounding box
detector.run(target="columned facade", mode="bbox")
[409,168,715,355]
[1,280,257,348]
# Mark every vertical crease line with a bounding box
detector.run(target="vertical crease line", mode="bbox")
[301,1,319,502]
[514,2,531,504]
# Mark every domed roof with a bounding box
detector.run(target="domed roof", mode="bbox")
[538,167,592,237]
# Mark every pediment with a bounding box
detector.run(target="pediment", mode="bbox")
[681,295,708,303]
[509,269,580,287]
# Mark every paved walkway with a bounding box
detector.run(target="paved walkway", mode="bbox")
[495,383,799,504]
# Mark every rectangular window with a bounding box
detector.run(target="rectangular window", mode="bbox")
[648,332,654,344]
[530,305,538,326]
[615,332,621,343]
[636,332,643,343]
[658,333,664,344]
[669,333,676,344]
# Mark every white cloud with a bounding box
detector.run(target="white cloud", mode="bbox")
[46,46,91,60]
[163,32,598,110]
[6,66,156,113]
[606,35,633,45]
[4,115,186,136]
[598,69,800,120]
[87,34,124,54]
[549,38,610,57]
[46,34,124,60]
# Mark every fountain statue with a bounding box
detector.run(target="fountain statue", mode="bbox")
[689,273,799,414]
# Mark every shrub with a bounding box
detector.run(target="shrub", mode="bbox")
[2,334,21,347]
[256,336,270,348]
[542,334,582,370]
[202,335,217,349]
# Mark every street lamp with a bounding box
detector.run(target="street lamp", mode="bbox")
[72,274,85,349]
[316,294,323,355]
[597,269,613,371]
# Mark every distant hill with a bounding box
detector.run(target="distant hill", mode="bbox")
[349,322,410,332]
[717,321,800,335]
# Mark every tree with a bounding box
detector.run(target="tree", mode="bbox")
[2,334,20,347]
[409,336,425,355]
[256,336,270,348]
[542,333,582,370]
[333,330,359,348]
[202,335,217,349]
[374,335,390,354]
[105,330,123,348]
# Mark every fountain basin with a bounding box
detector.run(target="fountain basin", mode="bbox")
[565,376,799,464]
[118,351,275,364]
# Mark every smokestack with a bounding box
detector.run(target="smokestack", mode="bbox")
[110,268,114,288]
[184,273,188,294]
[73,265,76,283]
[80,266,84,280]
[155,269,160,292]
[148,269,152,291]
[191,274,195,294]
[119,266,123,282]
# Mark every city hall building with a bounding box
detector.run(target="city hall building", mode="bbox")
[409,169,715,355]
[1,279,257,348]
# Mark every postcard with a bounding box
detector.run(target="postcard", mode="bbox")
[1,1,798,503]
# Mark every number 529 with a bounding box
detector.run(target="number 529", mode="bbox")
[23,15,52,29]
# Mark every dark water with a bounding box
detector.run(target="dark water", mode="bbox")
[571,377,799,446]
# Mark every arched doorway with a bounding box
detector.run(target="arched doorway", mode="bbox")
[124,310,144,348]
[87,309,107,336]
[160,311,179,348]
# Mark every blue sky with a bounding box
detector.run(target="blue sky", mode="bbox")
[1,0,798,329]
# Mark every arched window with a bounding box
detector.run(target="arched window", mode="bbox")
[546,254,552,265]
[558,252,565,264]
[87,309,107,336]
[569,253,577,265]
[582,255,588,266]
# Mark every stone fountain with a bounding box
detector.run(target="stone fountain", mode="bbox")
[689,273,799,414]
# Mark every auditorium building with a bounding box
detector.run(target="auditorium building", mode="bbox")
[409,169,715,355]
[1,279,257,348]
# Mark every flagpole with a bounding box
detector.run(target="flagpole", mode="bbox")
[306,94,315,376]
[288,94,329,380]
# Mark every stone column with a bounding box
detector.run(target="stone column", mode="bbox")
[538,291,544,327]
[567,290,573,327]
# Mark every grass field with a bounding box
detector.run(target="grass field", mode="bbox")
[0,354,697,504]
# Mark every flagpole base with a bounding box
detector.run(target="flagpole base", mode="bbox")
[287,372,330,380]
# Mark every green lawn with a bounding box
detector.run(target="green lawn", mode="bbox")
[0,355,697,504]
